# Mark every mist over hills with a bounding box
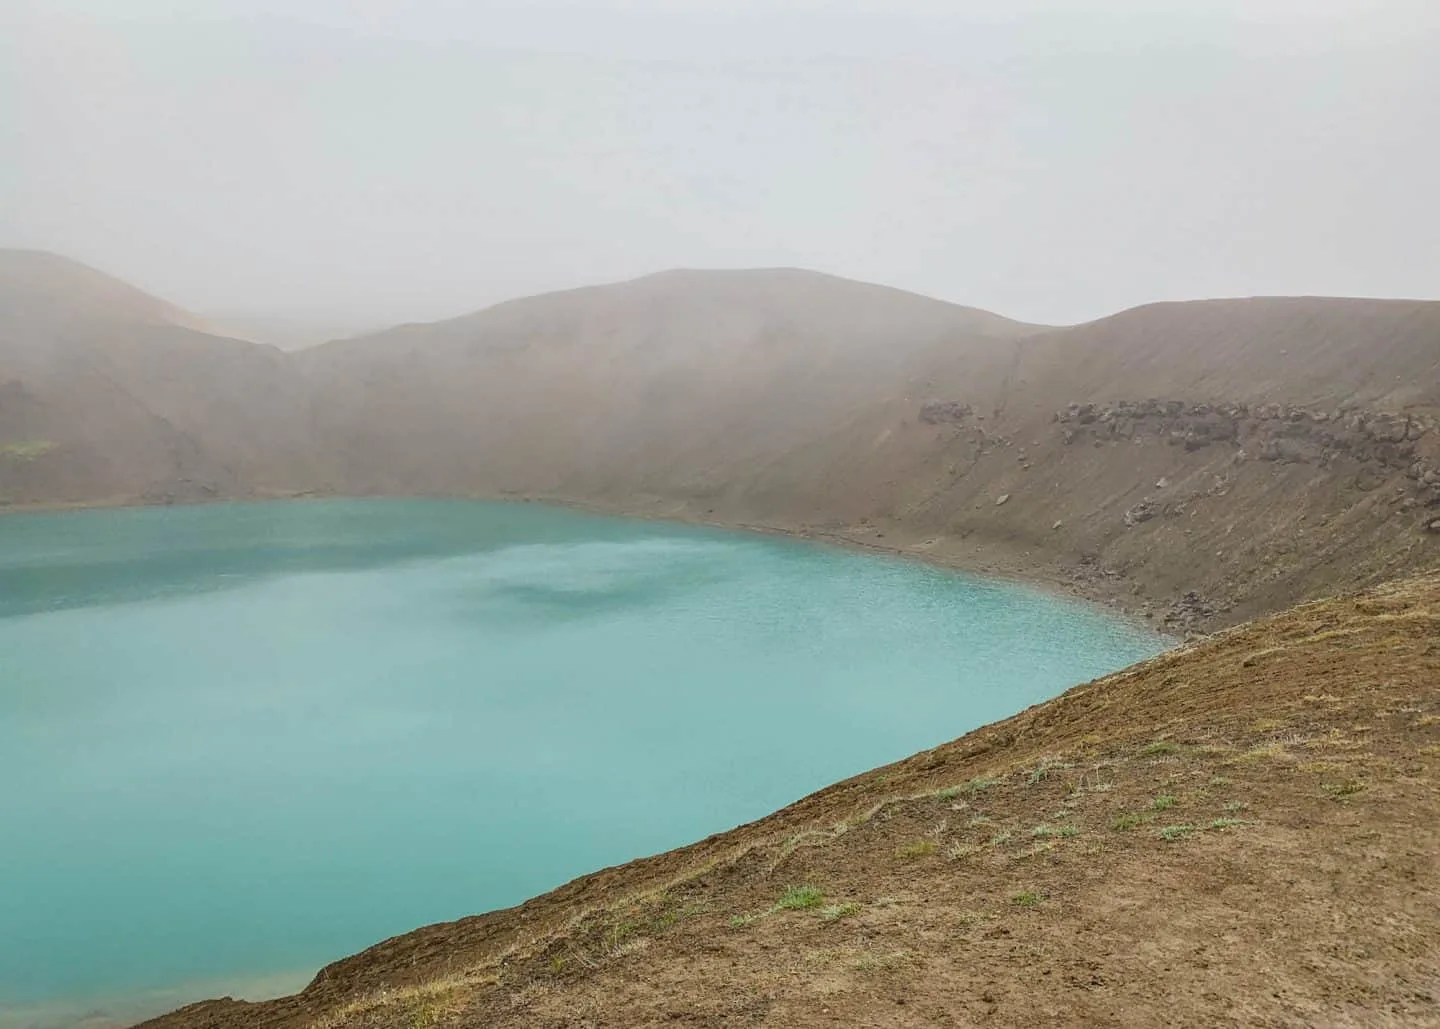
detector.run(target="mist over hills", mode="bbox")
[2,248,1437,629]
[0,252,320,506]
[5,249,1440,1029]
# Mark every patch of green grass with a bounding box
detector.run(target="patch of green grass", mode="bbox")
[1151,794,1178,811]
[549,955,566,974]
[1112,812,1147,831]
[651,902,707,930]
[990,830,1013,846]
[1030,823,1080,839]
[896,839,938,859]
[1010,890,1042,907]
[1142,741,1179,757]
[0,440,57,461]
[819,902,861,921]
[1208,818,1244,831]
[729,913,760,928]
[773,885,825,912]
[1156,824,1195,841]
[940,777,1000,800]
[1223,801,1248,813]
[1323,779,1367,800]
[1229,743,1289,764]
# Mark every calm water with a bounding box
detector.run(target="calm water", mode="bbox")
[0,499,1165,1026]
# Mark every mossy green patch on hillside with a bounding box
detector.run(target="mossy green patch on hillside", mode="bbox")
[0,440,58,461]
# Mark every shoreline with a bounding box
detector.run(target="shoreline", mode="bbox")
[0,489,1173,636]
[0,970,311,1029]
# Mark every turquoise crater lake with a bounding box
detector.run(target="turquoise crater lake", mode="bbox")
[0,499,1165,1026]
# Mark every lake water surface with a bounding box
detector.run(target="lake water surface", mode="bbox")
[0,499,1166,1026]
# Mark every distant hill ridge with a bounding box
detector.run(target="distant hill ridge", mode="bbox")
[1,248,1438,629]
[0,249,210,332]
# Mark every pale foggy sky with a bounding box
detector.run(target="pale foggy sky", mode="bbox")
[2,0,1437,327]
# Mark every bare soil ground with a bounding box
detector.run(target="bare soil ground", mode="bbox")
[142,571,1440,1029]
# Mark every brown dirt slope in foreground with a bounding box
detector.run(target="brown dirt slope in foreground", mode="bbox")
[144,571,1440,1029]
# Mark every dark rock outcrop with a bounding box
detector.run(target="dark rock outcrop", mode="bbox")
[1053,401,1440,511]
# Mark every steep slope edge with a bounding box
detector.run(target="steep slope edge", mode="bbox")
[142,571,1440,1029]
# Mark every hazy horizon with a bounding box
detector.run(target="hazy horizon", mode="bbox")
[4,0,1438,328]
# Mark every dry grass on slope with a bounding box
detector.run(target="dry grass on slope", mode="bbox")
[143,571,1440,1029]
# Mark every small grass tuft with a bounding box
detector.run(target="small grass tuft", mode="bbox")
[604,920,640,951]
[1025,758,1072,786]
[896,839,938,859]
[1010,890,1042,907]
[946,841,979,861]
[1142,741,1179,756]
[0,440,58,461]
[1156,824,1195,841]
[1030,823,1080,839]
[774,885,825,912]
[819,902,861,921]
[1323,779,1367,800]
[1208,818,1244,831]
[1230,742,1290,764]
[1151,794,1178,811]
[1112,812,1146,831]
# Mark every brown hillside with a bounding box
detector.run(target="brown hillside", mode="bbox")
[1009,297,1440,411]
[296,268,1040,498]
[301,284,1440,632]
[0,250,210,334]
[0,251,322,506]
[4,255,1437,629]
[140,571,1440,1029]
